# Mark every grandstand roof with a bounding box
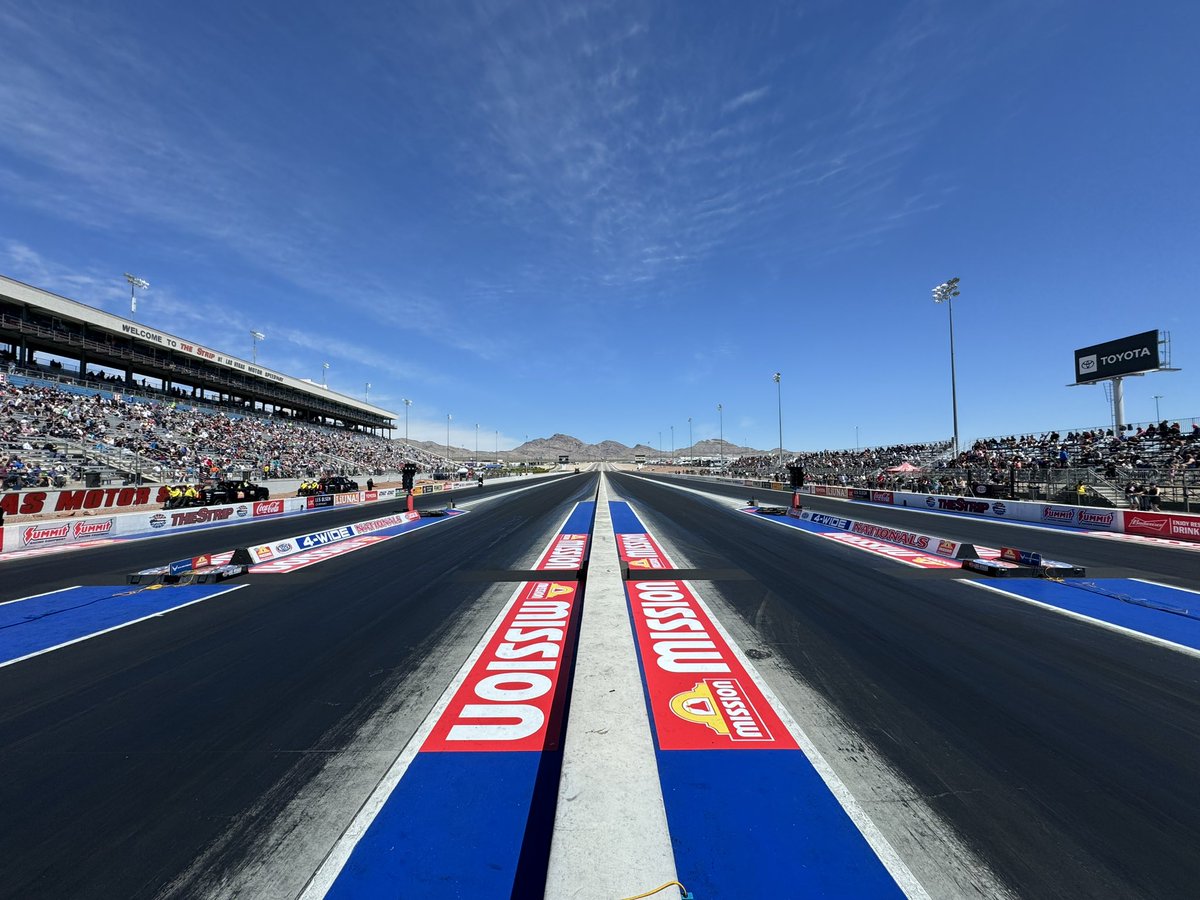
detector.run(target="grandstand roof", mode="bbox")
[0,273,397,428]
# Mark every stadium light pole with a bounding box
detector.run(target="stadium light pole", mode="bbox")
[250,331,264,364]
[688,416,693,460]
[475,423,479,463]
[932,276,961,457]
[402,398,412,443]
[670,424,674,463]
[447,413,452,463]
[717,403,724,470]
[365,382,371,402]
[773,372,783,473]
[124,273,149,319]
[1153,395,1163,421]
[322,362,329,387]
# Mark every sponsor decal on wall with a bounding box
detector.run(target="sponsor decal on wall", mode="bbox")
[20,518,115,548]
[1123,511,1200,541]
[253,499,284,517]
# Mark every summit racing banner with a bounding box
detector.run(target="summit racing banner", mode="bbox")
[626,579,797,751]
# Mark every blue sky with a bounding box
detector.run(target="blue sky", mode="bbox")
[1,1,1197,454]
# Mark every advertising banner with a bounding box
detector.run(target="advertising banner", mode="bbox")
[1,485,171,517]
[1123,511,1200,541]
[1074,329,1159,383]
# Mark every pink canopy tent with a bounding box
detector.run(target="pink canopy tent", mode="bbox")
[884,461,921,473]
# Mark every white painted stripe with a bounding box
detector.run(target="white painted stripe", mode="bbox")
[0,585,82,607]
[0,584,247,670]
[961,581,1200,660]
[544,476,678,898]
[300,511,588,898]
[1131,578,1200,597]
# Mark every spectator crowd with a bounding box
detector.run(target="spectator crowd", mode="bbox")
[1,379,450,489]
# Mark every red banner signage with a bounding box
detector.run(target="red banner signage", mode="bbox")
[535,533,589,571]
[616,533,671,570]
[423,581,580,752]
[626,579,796,751]
[1123,511,1200,542]
[1,486,170,517]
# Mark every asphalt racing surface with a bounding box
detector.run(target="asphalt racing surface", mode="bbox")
[616,472,1200,900]
[2,469,1198,898]
[0,474,592,899]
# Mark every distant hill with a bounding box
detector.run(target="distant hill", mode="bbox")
[394,432,768,462]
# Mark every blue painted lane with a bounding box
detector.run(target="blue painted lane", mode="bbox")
[0,583,244,666]
[560,500,595,534]
[980,579,1200,652]
[615,501,909,898]
[609,499,650,535]
[657,750,906,899]
[325,751,549,900]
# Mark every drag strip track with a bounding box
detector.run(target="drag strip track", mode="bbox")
[654,474,1200,585]
[610,472,1200,900]
[0,473,597,900]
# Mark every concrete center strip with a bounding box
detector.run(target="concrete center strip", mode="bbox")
[544,475,677,898]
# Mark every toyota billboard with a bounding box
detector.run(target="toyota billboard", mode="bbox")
[1074,329,1160,383]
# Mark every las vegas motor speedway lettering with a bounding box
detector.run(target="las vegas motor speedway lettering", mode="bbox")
[625,579,796,750]
[423,580,580,751]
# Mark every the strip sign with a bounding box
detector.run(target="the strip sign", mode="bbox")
[627,578,797,750]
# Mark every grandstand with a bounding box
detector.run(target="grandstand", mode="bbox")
[723,422,1200,511]
[0,273,395,434]
[0,273,456,496]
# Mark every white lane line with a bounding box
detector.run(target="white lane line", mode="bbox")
[961,581,1200,660]
[0,584,247,670]
[299,515,588,899]
[545,476,678,898]
[0,585,82,607]
[1132,578,1200,597]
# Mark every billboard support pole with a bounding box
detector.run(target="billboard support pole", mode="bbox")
[1113,376,1125,430]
